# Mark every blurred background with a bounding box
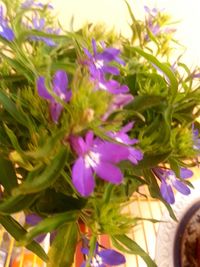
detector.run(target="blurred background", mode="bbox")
[52,0,200,68]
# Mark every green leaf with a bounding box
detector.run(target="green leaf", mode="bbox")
[133,47,178,100]
[24,130,66,159]
[0,194,38,214]
[21,211,78,245]
[13,147,68,195]
[0,215,48,262]
[0,157,18,194]
[47,223,78,267]
[0,90,29,127]
[120,151,171,170]
[112,234,157,267]
[126,95,164,112]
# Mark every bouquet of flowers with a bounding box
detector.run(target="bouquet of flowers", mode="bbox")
[0,0,199,266]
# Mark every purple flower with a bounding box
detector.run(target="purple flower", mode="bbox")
[21,0,53,9]
[37,70,71,123]
[81,239,126,267]
[102,93,133,120]
[96,77,129,94]
[84,39,124,77]
[70,131,129,196]
[29,13,59,46]
[153,167,193,204]
[192,125,200,151]
[108,122,143,164]
[0,5,14,41]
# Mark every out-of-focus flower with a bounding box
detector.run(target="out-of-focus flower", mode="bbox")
[21,0,53,9]
[153,167,193,204]
[81,238,126,267]
[37,70,71,123]
[70,131,129,196]
[192,125,200,151]
[29,13,59,46]
[0,5,15,41]
[102,93,133,120]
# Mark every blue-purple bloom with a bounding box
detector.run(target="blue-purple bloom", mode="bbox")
[21,0,53,9]
[29,13,59,46]
[0,5,15,41]
[81,239,126,267]
[192,125,200,151]
[153,167,193,204]
[102,93,133,120]
[108,122,143,164]
[37,70,71,123]
[84,39,128,94]
[70,131,130,196]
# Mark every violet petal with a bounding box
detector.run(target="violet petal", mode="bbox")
[72,157,95,196]
[99,249,126,265]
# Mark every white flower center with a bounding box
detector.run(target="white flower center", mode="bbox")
[91,255,103,267]
[98,82,107,91]
[85,151,100,168]
[0,25,3,32]
[59,92,66,100]
[95,59,104,69]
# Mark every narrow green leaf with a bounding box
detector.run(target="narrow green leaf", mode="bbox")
[0,215,48,262]
[21,211,78,245]
[126,95,164,112]
[114,235,157,267]
[47,223,78,267]
[0,91,29,126]
[0,194,38,214]
[13,148,68,195]
[0,157,18,194]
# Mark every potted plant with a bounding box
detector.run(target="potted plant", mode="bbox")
[0,0,199,266]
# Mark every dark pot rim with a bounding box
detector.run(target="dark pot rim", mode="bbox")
[173,199,200,266]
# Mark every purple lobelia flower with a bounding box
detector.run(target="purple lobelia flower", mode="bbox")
[108,122,143,164]
[29,13,59,46]
[84,39,125,77]
[102,93,133,120]
[0,5,15,41]
[81,238,126,267]
[37,70,71,123]
[153,167,193,204]
[21,0,53,9]
[70,131,130,196]
[192,125,200,151]
[96,76,129,94]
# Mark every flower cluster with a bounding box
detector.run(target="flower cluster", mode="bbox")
[0,1,199,267]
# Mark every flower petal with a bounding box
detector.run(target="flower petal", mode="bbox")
[25,214,42,225]
[53,70,68,97]
[49,101,63,123]
[94,161,123,184]
[99,249,126,265]
[72,157,95,196]
[160,181,175,204]
[180,168,193,179]
[128,147,143,164]
[172,179,191,195]
[95,142,129,163]
[37,76,53,100]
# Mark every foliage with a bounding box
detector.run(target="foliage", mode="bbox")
[0,1,199,266]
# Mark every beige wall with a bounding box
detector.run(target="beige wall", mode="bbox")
[51,0,200,67]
